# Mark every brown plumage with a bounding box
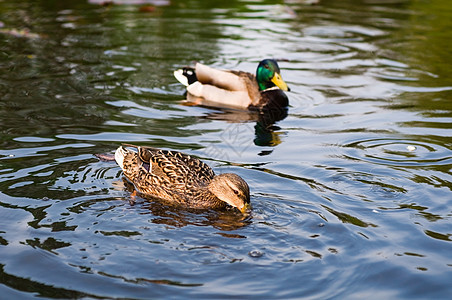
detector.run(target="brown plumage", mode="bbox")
[115,144,251,213]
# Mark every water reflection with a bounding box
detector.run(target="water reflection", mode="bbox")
[25,237,71,253]
[0,265,92,299]
[1,0,452,298]
[322,205,377,228]
[200,106,288,147]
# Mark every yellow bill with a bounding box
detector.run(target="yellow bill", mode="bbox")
[271,72,290,91]
[240,202,252,214]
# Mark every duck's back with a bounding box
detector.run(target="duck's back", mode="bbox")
[117,146,212,204]
[139,147,215,186]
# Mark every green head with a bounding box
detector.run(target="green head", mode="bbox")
[256,59,290,92]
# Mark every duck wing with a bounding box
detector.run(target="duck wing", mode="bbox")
[194,63,248,91]
[137,146,215,187]
[181,63,260,108]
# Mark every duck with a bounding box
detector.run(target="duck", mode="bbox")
[115,144,251,214]
[174,59,290,111]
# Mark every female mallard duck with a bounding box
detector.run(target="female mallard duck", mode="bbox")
[115,144,251,213]
[174,59,290,110]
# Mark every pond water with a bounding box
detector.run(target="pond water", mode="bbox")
[1,0,451,298]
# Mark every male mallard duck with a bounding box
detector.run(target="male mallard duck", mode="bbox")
[115,144,251,213]
[174,59,290,110]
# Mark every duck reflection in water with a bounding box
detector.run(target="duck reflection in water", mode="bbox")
[200,106,288,149]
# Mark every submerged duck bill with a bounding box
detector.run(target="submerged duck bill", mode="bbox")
[240,203,252,214]
[271,72,290,91]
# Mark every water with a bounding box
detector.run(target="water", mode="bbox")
[1,0,451,298]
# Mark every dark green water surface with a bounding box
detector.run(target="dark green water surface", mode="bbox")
[1,0,451,298]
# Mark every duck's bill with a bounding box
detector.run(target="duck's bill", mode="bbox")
[271,72,290,91]
[240,203,252,214]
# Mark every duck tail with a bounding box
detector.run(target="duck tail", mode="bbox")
[114,146,127,170]
[173,67,198,86]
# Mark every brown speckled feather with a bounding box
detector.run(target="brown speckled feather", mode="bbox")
[115,144,250,212]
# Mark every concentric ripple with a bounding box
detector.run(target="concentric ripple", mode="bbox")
[341,138,452,167]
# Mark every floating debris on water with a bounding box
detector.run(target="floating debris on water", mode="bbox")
[406,145,416,152]
[94,153,116,162]
[248,250,264,258]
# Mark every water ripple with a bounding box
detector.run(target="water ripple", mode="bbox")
[1,0,452,298]
[341,138,452,167]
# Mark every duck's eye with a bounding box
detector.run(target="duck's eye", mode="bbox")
[264,64,270,69]
[233,189,239,195]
